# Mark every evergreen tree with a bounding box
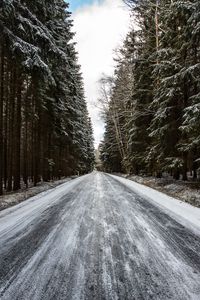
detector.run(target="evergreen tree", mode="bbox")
[0,0,94,194]
[101,0,200,180]
[149,0,200,180]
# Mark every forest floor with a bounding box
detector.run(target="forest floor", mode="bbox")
[0,177,77,211]
[115,174,200,208]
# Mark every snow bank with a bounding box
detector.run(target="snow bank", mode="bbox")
[0,174,90,238]
[127,175,200,207]
[0,178,75,211]
[109,174,200,235]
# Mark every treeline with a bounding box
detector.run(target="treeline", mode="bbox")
[100,0,200,180]
[0,0,94,195]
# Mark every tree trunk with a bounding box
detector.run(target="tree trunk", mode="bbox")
[7,64,16,191]
[3,61,9,190]
[182,152,188,181]
[173,169,180,180]
[13,72,22,191]
[0,45,4,195]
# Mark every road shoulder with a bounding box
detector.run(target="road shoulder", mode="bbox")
[0,177,78,212]
[109,173,200,236]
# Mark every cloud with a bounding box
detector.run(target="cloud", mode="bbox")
[72,0,130,147]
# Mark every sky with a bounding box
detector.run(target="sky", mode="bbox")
[68,0,130,147]
[68,0,94,11]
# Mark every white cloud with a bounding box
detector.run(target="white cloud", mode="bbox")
[72,0,130,147]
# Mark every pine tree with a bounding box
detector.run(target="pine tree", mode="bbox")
[179,0,200,179]
[102,0,200,180]
[0,0,94,193]
[149,0,200,180]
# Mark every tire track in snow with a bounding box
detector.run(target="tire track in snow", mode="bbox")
[0,172,199,299]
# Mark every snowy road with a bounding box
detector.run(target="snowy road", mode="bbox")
[0,172,200,300]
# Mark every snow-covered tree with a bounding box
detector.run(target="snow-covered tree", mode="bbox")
[102,0,200,180]
[0,0,94,194]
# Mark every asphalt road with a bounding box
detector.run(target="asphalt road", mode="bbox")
[0,172,200,300]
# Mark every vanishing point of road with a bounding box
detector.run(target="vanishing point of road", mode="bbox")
[0,172,200,300]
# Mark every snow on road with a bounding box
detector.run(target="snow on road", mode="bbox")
[110,174,200,235]
[0,172,200,300]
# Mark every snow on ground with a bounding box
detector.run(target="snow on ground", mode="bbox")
[115,174,200,208]
[0,172,200,300]
[0,174,90,242]
[110,174,200,235]
[134,175,200,207]
[0,177,77,211]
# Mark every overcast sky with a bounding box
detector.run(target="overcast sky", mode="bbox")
[68,0,130,147]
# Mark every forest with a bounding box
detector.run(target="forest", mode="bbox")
[0,0,95,195]
[100,0,200,181]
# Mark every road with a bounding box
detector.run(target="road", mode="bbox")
[0,172,200,300]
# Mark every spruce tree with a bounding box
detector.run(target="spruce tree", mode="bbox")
[102,0,200,180]
[0,0,94,193]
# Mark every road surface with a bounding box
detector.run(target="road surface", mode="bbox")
[0,172,200,300]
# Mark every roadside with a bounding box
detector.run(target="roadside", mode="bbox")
[0,177,77,211]
[110,173,200,235]
[113,173,200,208]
